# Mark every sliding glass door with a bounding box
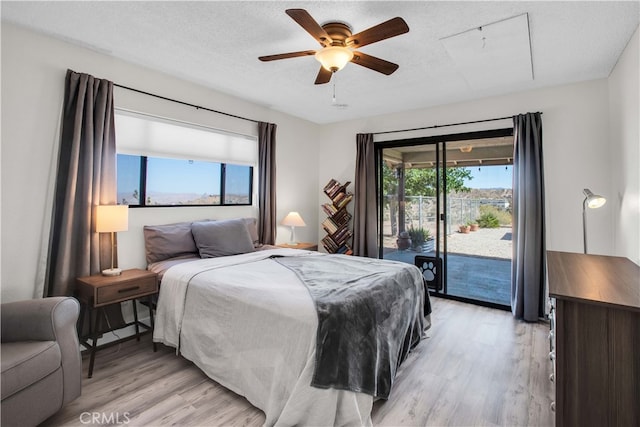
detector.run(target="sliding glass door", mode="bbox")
[377,129,514,309]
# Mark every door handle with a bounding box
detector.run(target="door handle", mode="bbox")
[440,213,446,221]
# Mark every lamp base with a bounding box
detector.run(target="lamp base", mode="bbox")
[101,268,122,276]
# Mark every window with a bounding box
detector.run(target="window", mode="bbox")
[118,155,254,206]
[223,163,252,205]
[115,110,256,207]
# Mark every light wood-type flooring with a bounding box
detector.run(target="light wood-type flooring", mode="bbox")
[43,297,554,427]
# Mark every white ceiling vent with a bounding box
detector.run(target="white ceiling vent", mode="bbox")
[440,13,533,90]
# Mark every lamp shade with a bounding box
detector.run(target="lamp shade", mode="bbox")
[583,189,606,209]
[282,212,306,227]
[96,205,129,233]
[315,46,354,72]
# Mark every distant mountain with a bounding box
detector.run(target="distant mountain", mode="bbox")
[117,191,249,205]
[452,188,512,200]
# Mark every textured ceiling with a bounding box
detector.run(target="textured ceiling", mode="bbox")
[2,1,638,124]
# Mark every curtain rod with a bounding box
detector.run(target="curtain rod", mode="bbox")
[372,113,541,136]
[114,83,260,124]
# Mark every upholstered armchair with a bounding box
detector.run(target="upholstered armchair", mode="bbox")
[1,297,82,426]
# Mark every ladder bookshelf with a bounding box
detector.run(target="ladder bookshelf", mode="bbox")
[321,179,353,254]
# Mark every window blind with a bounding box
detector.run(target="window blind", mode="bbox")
[115,110,258,166]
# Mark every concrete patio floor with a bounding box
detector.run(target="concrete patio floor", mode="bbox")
[384,249,511,306]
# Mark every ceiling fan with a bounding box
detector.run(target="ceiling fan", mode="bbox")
[259,9,409,84]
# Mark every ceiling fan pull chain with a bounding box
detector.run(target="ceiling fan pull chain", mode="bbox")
[332,72,337,104]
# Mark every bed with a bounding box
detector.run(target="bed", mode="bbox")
[148,218,431,426]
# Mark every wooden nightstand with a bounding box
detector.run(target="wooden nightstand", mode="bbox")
[75,268,158,378]
[276,242,318,251]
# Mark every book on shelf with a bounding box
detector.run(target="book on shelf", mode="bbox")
[331,208,351,224]
[322,217,349,235]
[322,178,353,255]
[323,180,343,199]
[321,236,339,252]
[321,217,338,234]
[335,231,353,247]
[336,244,353,255]
[331,224,351,241]
[324,224,348,240]
[323,179,338,193]
[322,202,339,216]
[334,193,353,210]
[325,229,352,247]
[322,223,345,237]
[323,205,351,223]
[325,241,352,255]
[332,191,346,204]
[325,181,351,200]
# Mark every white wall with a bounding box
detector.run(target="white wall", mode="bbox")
[1,23,321,301]
[608,27,640,265]
[319,79,616,256]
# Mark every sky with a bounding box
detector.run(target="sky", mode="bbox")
[118,156,511,202]
[465,165,512,189]
[117,155,250,197]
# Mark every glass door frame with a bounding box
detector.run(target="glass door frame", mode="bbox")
[375,127,513,310]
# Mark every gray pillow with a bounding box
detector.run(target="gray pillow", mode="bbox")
[243,217,260,247]
[192,218,256,258]
[143,221,198,264]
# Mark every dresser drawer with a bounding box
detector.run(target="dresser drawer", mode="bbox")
[96,275,157,306]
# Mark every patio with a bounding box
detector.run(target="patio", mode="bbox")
[383,227,512,306]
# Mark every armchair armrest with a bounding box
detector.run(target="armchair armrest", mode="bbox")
[1,297,79,343]
[1,297,81,403]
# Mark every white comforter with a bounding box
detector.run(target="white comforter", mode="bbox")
[153,248,419,426]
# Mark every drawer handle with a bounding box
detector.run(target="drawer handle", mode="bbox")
[118,286,140,293]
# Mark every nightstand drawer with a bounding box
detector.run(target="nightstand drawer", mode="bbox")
[96,276,157,305]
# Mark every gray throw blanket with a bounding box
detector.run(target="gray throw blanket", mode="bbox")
[273,255,425,399]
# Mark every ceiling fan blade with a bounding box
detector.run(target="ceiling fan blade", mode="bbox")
[259,50,317,61]
[351,51,399,75]
[346,17,409,48]
[314,67,333,85]
[286,9,333,46]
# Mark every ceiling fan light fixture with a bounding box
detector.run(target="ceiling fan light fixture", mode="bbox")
[260,10,408,84]
[315,46,353,72]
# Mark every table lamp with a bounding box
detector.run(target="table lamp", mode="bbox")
[282,211,306,245]
[96,205,129,276]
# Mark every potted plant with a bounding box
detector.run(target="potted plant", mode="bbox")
[408,227,430,251]
[396,231,412,251]
[459,224,471,234]
[469,220,479,232]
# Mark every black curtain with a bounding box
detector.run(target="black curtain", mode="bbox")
[353,133,378,257]
[511,112,546,321]
[258,122,277,245]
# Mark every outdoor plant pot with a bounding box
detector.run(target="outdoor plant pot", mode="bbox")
[424,237,436,252]
[459,225,471,234]
[396,231,412,250]
[470,223,479,231]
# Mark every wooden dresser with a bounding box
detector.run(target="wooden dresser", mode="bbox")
[547,251,639,427]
